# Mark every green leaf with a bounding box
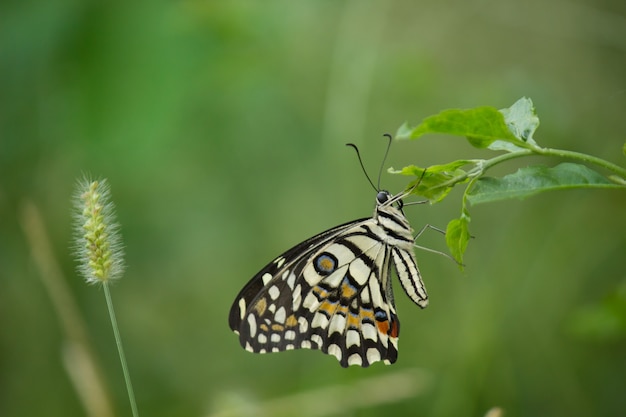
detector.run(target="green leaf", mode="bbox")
[398,106,518,147]
[446,214,471,267]
[498,97,539,146]
[423,160,473,174]
[395,122,414,141]
[397,98,540,151]
[467,163,623,205]
[390,160,471,203]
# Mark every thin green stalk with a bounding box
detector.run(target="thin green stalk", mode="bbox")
[74,178,138,417]
[103,283,139,417]
[432,150,534,191]
[433,147,626,191]
[536,147,626,178]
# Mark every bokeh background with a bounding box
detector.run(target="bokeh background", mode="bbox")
[1,1,625,416]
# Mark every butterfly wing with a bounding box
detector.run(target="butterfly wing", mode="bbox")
[228,218,365,334]
[229,218,405,367]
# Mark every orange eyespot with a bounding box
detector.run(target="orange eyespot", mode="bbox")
[314,252,338,275]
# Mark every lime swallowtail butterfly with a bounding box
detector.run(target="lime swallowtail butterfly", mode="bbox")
[228,141,429,367]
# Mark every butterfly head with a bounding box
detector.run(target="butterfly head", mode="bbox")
[376,190,404,211]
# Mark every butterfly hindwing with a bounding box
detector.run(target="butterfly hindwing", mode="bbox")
[298,230,402,367]
[229,190,429,367]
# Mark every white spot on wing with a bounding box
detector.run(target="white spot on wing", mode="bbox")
[311,312,329,329]
[362,322,377,341]
[311,334,323,348]
[367,347,381,364]
[361,287,371,304]
[247,315,257,338]
[238,298,247,320]
[292,285,302,310]
[262,273,273,285]
[274,257,286,268]
[349,257,370,285]
[368,276,384,308]
[268,285,280,300]
[348,353,363,366]
[298,316,309,333]
[303,291,319,311]
[346,329,361,348]
[323,267,347,288]
[327,344,342,361]
[306,266,328,286]
[328,313,346,335]
[274,306,286,324]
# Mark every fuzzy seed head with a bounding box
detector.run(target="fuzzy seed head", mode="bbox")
[73,177,125,285]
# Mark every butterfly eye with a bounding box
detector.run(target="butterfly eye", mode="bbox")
[376,191,390,204]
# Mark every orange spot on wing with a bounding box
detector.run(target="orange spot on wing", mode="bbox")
[285,314,298,327]
[319,257,334,271]
[336,303,349,316]
[389,317,399,338]
[318,300,337,316]
[340,281,357,299]
[253,297,267,315]
[376,316,400,337]
[313,286,330,298]
[271,324,285,331]
[347,312,360,328]
[346,308,374,329]
[376,320,390,335]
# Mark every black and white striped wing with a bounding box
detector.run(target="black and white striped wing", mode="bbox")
[228,193,428,367]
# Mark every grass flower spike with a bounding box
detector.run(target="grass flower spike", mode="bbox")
[74,177,124,285]
[72,176,138,417]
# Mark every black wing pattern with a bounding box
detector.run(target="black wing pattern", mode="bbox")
[228,191,428,367]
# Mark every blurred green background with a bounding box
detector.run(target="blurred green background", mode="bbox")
[1,1,625,416]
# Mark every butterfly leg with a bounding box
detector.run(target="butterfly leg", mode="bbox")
[414,223,446,239]
[413,224,460,266]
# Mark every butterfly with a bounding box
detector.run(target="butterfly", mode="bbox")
[228,178,430,367]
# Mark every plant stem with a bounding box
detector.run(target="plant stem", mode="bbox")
[434,150,534,190]
[103,283,139,417]
[435,147,626,190]
[536,148,626,178]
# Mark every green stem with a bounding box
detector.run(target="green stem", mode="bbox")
[477,149,534,171]
[103,283,139,417]
[435,149,534,190]
[434,147,626,190]
[537,148,626,178]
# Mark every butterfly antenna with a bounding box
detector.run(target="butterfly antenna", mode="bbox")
[377,134,393,190]
[346,143,377,192]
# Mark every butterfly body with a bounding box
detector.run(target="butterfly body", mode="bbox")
[228,190,428,367]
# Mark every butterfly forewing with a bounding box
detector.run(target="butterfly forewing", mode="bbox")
[228,218,366,334]
[228,191,428,367]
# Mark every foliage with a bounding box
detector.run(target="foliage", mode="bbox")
[394,98,626,265]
